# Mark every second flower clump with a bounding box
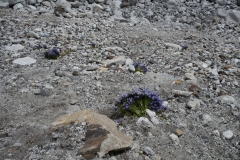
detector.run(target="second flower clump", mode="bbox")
[133,62,147,74]
[115,87,167,117]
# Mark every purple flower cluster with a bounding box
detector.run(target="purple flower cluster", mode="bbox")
[134,62,147,74]
[115,87,167,117]
[44,48,60,59]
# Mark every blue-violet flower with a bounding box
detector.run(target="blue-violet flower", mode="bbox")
[115,87,167,117]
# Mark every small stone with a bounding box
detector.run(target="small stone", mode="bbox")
[212,130,220,136]
[136,117,154,128]
[209,68,218,75]
[164,43,182,50]
[142,146,155,156]
[146,110,159,125]
[33,89,41,95]
[101,56,126,66]
[174,129,184,137]
[72,70,79,76]
[222,130,233,139]
[6,44,24,52]
[128,64,135,72]
[174,80,182,85]
[202,114,212,124]
[0,2,9,8]
[13,57,36,65]
[224,65,233,69]
[60,140,71,148]
[93,3,103,12]
[187,99,201,109]
[215,95,236,103]
[185,72,197,84]
[97,66,108,72]
[169,134,179,144]
[125,58,134,65]
[172,90,193,96]
[13,143,22,147]
[27,31,39,39]
[13,3,24,10]
[69,99,78,105]
[188,85,201,92]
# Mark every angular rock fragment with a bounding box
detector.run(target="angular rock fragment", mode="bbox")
[51,110,133,159]
[222,130,233,139]
[101,55,126,66]
[6,44,24,52]
[13,57,36,65]
[172,90,193,96]
[164,43,182,50]
[187,99,201,109]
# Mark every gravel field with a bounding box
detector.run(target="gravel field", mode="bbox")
[0,0,240,159]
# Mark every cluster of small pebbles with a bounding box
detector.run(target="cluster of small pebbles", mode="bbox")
[0,0,239,160]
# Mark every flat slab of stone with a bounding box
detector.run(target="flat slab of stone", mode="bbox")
[0,2,9,8]
[13,57,36,65]
[101,55,126,66]
[50,110,133,159]
[146,72,177,84]
[6,44,24,52]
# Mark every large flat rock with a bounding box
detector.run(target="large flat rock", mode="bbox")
[51,110,133,159]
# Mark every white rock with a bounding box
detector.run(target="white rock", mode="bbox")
[45,84,54,89]
[215,95,236,103]
[209,67,218,77]
[162,101,169,108]
[146,109,160,125]
[187,99,201,109]
[146,109,156,117]
[13,3,24,10]
[93,3,103,12]
[27,5,37,11]
[136,117,154,128]
[6,44,24,52]
[125,58,134,66]
[172,90,193,96]
[164,43,182,50]
[202,114,212,124]
[56,0,71,8]
[102,46,124,52]
[169,134,179,144]
[27,31,39,39]
[0,2,9,8]
[185,72,197,84]
[185,63,193,68]
[101,55,126,66]
[13,57,36,65]
[128,64,135,72]
[222,130,233,139]
[28,0,36,5]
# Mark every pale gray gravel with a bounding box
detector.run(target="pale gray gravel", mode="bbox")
[0,5,239,160]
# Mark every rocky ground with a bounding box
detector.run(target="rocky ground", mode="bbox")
[0,0,240,160]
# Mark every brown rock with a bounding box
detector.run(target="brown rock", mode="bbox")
[50,110,133,158]
[174,80,182,85]
[78,124,109,159]
[54,7,65,17]
[224,65,233,69]
[8,146,20,154]
[189,84,201,92]
[174,129,184,137]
